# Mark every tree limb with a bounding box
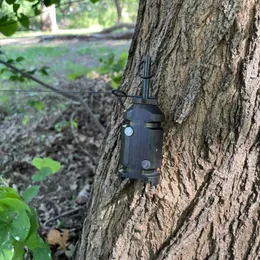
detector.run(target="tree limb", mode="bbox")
[0,59,106,135]
[100,23,135,34]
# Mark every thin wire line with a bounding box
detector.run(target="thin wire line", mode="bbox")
[0,89,113,94]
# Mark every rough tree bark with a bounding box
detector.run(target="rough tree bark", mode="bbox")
[41,4,58,32]
[78,0,260,259]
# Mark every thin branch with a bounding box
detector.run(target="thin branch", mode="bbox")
[44,206,84,226]
[100,23,135,34]
[0,59,106,135]
[70,111,96,163]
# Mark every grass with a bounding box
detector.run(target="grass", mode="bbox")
[0,28,104,39]
[77,45,115,56]
[1,45,69,65]
[0,40,130,114]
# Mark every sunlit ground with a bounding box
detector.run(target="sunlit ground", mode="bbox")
[0,26,104,39]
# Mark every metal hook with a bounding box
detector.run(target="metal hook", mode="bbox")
[112,89,127,109]
[137,59,157,80]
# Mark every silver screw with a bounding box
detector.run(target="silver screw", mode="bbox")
[124,127,134,136]
[141,160,151,169]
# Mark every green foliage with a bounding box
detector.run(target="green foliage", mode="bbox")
[53,120,77,132]
[0,16,18,36]
[27,99,44,112]
[67,66,90,81]
[32,157,61,174]
[71,120,78,128]
[0,0,103,36]
[44,0,61,7]
[21,185,40,203]
[0,187,51,260]
[0,157,61,259]
[63,0,137,29]
[32,167,52,182]
[76,45,114,56]
[99,52,128,88]
[67,5,116,29]
[0,49,51,85]
[18,13,29,28]
[22,117,29,125]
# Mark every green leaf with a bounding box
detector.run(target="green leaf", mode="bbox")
[35,101,43,112]
[120,52,128,61]
[12,241,25,259]
[5,0,15,4]
[0,210,17,225]
[21,186,40,203]
[111,80,119,89]
[26,208,51,258]
[0,241,14,260]
[0,222,10,246]
[32,158,43,170]
[72,120,78,128]
[9,75,19,82]
[13,3,20,13]
[10,211,30,242]
[31,167,52,182]
[39,66,49,76]
[22,118,29,125]
[0,198,29,213]
[0,187,21,200]
[16,57,24,62]
[26,231,44,250]
[32,246,52,260]
[28,100,44,112]
[32,157,60,174]
[107,53,115,65]
[90,0,99,3]
[33,7,41,15]
[26,208,38,236]
[18,14,29,28]
[7,59,14,64]
[44,0,60,6]
[0,17,18,37]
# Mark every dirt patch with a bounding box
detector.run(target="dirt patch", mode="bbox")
[0,76,114,259]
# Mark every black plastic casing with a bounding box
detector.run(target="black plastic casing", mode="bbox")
[119,98,165,186]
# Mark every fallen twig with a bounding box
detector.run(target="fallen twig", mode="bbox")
[99,23,135,34]
[44,206,84,226]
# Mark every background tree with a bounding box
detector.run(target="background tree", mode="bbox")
[41,4,58,32]
[114,0,122,24]
[77,0,260,259]
[58,0,138,29]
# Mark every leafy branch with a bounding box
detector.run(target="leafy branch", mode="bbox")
[0,58,106,135]
[0,0,99,36]
[0,157,61,260]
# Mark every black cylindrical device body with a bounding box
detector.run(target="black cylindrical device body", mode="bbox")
[119,98,164,186]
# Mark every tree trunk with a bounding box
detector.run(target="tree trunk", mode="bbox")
[41,4,58,32]
[77,0,260,259]
[114,0,122,24]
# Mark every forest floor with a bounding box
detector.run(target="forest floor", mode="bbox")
[0,39,130,259]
